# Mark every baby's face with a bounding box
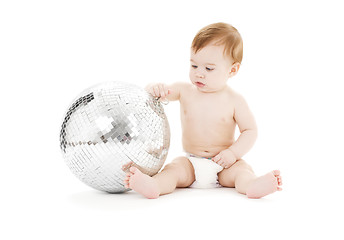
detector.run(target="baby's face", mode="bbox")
[189,44,234,93]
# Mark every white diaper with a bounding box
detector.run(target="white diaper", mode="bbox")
[186,152,224,188]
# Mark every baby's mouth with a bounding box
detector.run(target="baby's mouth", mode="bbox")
[195,81,205,87]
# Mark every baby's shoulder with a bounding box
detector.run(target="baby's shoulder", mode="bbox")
[168,81,189,90]
[175,81,192,94]
[225,87,247,105]
[166,81,191,101]
[225,87,241,99]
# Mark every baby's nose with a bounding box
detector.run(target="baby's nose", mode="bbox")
[196,73,205,78]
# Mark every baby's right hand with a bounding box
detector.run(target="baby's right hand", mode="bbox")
[145,83,171,101]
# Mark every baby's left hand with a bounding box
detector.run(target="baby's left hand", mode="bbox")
[212,149,237,169]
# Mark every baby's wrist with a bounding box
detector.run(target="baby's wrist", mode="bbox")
[228,148,238,160]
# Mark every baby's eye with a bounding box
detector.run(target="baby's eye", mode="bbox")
[206,67,214,71]
[191,65,198,69]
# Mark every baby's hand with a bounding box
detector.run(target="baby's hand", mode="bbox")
[212,149,237,169]
[145,83,171,102]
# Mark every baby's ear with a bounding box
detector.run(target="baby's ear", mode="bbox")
[229,62,240,77]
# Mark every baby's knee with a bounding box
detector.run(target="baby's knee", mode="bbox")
[163,161,181,172]
[162,159,183,175]
[235,159,254,173]
[170,157,195,187]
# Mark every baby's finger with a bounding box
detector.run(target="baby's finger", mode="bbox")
[146,87,153,95]
[158,84,165,98]
[153,86,160,97]
[164,87,170,97]
[218,160,225,166]
[212,155,221,163]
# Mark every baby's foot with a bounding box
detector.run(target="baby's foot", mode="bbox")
[246,170,282,199]
[121,161,134,173]
[123,166,160,199]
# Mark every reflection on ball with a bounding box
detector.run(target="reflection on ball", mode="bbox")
[59,82,170,193]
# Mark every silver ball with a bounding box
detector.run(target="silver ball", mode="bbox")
[59,81,170,193]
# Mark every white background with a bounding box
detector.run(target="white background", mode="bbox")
[1,0,343,239]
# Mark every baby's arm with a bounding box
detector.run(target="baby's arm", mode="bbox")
[145,82,185,101]
[229,94,258,159]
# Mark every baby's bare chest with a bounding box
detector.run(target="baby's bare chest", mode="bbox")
[180,95,235,124]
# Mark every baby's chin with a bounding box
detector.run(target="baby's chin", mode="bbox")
[195,85,226,93]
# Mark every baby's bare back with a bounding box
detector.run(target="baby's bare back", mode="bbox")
[180,84,237,158]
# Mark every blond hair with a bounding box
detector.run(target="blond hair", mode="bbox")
[191,22,243,64]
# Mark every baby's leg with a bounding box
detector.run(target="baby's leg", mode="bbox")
[122,156,195,199]
[218,159,282,198]
[218,159,256,193]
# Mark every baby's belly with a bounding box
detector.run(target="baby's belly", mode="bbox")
[182,133,235,158]
[180,108,236,158]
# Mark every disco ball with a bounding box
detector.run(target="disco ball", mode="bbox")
[59,81,170,193]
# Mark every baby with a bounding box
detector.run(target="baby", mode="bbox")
[123,22,282,199]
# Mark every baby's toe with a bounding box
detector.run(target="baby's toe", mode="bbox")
[272,170,280,177]
[129,166,138,174]
[122,162,134,171]
[277,175,282,184]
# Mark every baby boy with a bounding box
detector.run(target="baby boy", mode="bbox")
[123,22,282,199]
